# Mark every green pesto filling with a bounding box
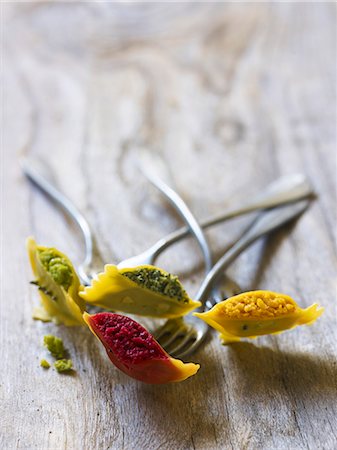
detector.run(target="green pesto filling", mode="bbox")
[40,359,51,369]
[43,335,65,360]
[54,359,73,373]
[38,250,73,291]
[122,268,189,303]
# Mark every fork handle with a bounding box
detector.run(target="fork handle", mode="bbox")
[139,152,214,272]
[145,174,313,262]
[144,173,214,271]
[195,199,310,307]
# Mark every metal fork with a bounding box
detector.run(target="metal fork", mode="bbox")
[156,199,310,358]
[22,157,313,284]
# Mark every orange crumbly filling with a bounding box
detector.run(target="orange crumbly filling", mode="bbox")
[220,292,297,319]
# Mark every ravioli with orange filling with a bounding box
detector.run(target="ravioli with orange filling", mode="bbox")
[194,290,323,343]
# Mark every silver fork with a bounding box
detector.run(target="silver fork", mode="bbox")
[157,199,310,358]
[22,157,313,284]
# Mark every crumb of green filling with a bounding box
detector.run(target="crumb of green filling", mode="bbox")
[42,336,75,374]
[43,335,65,359]
[38,250,73,290]
[40,359,51,369]
[54,359,73,373]
[122,267,189,303]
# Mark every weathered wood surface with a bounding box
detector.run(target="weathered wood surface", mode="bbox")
[1,3,336,450]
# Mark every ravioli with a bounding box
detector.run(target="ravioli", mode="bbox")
[84,312,200,384]
[79,265,201,318]
[194,290,323,343]
[27,237,85,326]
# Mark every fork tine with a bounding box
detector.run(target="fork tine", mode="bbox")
[168,329,199,357]
[153,319,180,340]
[174,326,208,359]
[170,319,209,358]
[159,323,191,349]
[174,334,208,359]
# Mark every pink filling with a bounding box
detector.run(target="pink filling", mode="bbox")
[90,313,168,364]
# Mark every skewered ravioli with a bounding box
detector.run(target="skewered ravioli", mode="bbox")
[79,265,201,318]
[27,237,85,326]
[194,290,323,343]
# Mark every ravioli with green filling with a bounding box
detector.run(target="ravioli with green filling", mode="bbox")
[27,237,85,326]
[79,265,201,318]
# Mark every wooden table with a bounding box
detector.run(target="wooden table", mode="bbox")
[2,3,336,449]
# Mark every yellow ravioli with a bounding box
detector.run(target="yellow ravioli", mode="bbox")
[80,264,201,319]
[194,290,323,343]
[27,237,85,326]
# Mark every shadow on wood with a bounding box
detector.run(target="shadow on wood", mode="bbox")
[227,342,337,400]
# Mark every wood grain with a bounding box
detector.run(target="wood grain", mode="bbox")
[1,3,336,450]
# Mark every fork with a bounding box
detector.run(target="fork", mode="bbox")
[22,157,313,284]
[156,198,310,358]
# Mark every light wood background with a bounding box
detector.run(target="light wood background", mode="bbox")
[1,2,336,450]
